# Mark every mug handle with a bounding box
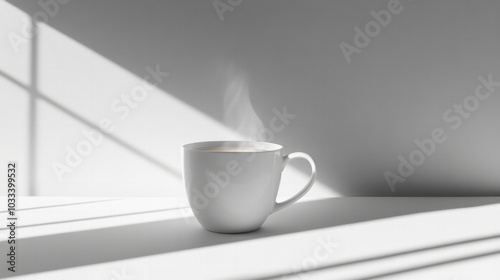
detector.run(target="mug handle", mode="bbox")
[272,152,317,213]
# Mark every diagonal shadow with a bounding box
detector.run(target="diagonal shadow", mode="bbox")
[354,249,500,280]
[1,197,499,278]
[0,206,189,230]
[0,69,181,179]
[248,234,500,280]
[7,0,500,197]
[0,199,119,213]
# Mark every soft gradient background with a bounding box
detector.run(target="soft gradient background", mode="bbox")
[1,0,500,197]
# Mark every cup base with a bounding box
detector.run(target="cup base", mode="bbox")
[202,226,262,234]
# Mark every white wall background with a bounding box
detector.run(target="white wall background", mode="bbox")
[1,0,500,197]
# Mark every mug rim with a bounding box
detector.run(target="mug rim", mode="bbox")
[183,141,283,153]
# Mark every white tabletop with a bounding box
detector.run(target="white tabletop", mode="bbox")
[2,197,500,280]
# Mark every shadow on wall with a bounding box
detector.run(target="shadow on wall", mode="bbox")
[7,0,500,196]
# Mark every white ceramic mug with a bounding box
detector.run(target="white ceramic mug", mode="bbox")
[182,141,316,233]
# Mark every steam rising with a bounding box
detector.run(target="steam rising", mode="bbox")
[223,76,265,140]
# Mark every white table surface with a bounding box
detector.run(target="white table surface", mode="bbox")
[1,197,500,280]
